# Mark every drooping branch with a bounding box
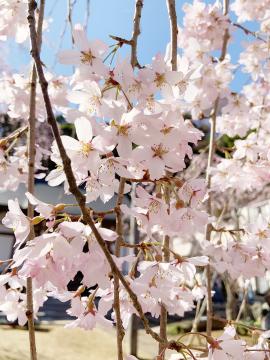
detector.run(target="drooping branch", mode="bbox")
[27,0,165,346]
[205,0,230,337]
[26,1,45,359]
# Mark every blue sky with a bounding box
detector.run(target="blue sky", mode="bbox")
[7,0,258,91]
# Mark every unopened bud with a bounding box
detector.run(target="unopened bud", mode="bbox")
[0,139,7,148]
[74,285,86,298]
[175,200,185,209]
[155,192,162,199]
[54,203,66,212]
[31,216,44,225]
[174,178,184,188]
[155,254,162,262]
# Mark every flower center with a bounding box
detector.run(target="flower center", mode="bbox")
[151,144,169,159]
[88,95,101,113]
[52,79,63,89]
[155,73,166,88]
[160,126,173,135]
[81,142,93,156]
[149,199,161,214]
[111,120,131,136]
[256,230,268,239]
[80,50,96,65]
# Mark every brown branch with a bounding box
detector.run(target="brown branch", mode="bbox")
[166,0,178,71]
[26,1,45,360]
[220,22,230,61]
[27,0,164,345]
[131,0,143,68]
[114,178,126,360]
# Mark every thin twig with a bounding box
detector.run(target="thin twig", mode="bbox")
[231,21,266,43]
[235,286,248,322]
[51,0,76,69]
[110,35,132,46]
[27,1,165,345]
[68,0,77,45]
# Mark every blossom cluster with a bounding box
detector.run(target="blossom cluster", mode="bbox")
[0,0,270,359]
[0,9,212,333]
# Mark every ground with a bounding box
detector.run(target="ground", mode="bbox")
[0,323,163,360]
[0,322,250,359]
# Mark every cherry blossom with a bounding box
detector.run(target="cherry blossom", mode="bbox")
[2,198,30,245]
[2,1,270,358]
